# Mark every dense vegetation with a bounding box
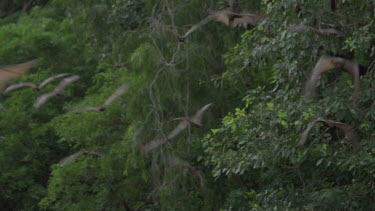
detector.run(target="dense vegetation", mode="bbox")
[0,0,374,210]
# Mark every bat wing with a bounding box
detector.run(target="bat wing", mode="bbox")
[316,119,358,145]
[59,151,85,166]
[71,106,102,113]
[173,117,202,127]
[38,73,72,89]
[102,84,130,108]
[304,56,345,99]
[34,75,80,108]
[0,59,38,90]
[316,27,343,36]
[153,18,181,39]
[3,82,37,94]
[211,9,240,26]
[297,120,319,147]
[166,120,189,140]
[297,119,358,147]
[59,150,102,166]
[52,75,80,95]
[341,60,360,99]
[142,138,168,154]
[143,121,189,154]
[190,103,213,126]
[34,92,55,108]
[182,15,213,38]
[0,59,38,75]
[143,103,213,154]
[289,24,316,33]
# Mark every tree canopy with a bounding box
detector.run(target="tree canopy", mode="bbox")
[0,0,374,210]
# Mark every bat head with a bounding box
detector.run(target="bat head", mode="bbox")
[177,36,185,42]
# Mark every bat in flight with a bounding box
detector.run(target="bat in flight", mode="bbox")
[304,56,362,100]
[154,16,213,42]
[59,150,102,166]
[0,59,38,91]
[34,75,80,109]
[297,119,358,148]
[172,103,214,127]
[3,73,72,94]
[166,155,204,188]
[72,84,130,112]
[142,103,213,154]
[289,24,342,36]
[210,9,265,28]
[157,9,263,42]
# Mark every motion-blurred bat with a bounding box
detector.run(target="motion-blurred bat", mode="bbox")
[72,84,130,112]
[290,24,342,36]
[0,59,38,91]
[167,155,204,188]
[297,119,358,147]
[156,9,263,42]
[59,150,102,166]
[172,103,213,127]
[304,56,361,100]
[142,103,213,154]
[154,16,213,42]
[3,73,72,94]
[34,75,80,109]
[210,9,264,28]
[172,117,203,127]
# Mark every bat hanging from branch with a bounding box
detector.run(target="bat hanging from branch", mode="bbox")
[3,73,72,94]
[71,84,130,112]
[304,56,364,100]
[141,103,213,154]
[0,59,38,91]
[34,75,80,109]
[59,150,103,166]
[297,119,358,148]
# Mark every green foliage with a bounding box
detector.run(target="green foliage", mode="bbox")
[1,0,374,210]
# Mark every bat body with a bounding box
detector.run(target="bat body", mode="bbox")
[0,59,38,91]
[210,9,264,28]
[297,119,358,148]
[59,150,102,166]
[304,56,361,100]
[142,103,213,154]
[34,75,80,109]
[4,73,72,94]
[72,84,130,112]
